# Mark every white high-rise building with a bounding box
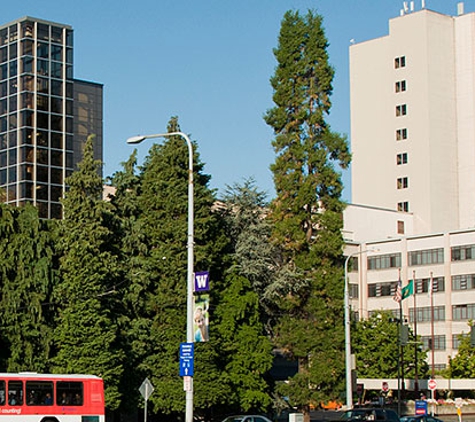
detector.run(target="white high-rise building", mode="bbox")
[350,3,475,235]
[345,3,475,372]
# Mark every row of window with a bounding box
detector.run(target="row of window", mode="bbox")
[367,277,445,298]
[0,130,72,150]
[0,111,73,134]
[0,380,82,407]
[1,76,73,99]
[0,21,73,47]
[0,41,73,64]
[365,246,475,270]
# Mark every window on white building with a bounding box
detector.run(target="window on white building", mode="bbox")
[397,177,408,189]
[396,128,407,141]
[395,80,406,93]
[397,201,409,212]
[395,56,406,69]
[397,153,408,165]
[396,104,407,116]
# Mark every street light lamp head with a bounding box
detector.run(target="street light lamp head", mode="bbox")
[126,135,147,144]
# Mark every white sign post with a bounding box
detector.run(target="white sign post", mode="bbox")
[139,378,155,422]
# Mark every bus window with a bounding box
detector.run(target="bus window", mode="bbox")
[0,380,5,405]
[56,381,83,406]
[8,381,23,406]
[26,381,53,406]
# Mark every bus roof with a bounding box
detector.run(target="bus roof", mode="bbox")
[0,373,102,380]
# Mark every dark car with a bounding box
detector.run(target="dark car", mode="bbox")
[341,408,400,422]
[400,416,444,422]
[221,416,273,422]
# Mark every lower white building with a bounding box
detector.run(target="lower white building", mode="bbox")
[344,204,475,370]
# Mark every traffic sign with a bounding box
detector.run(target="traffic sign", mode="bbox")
[382,382,389,392]
[139,378,154,400]
[179,342,194,377]
[428,379,437,391]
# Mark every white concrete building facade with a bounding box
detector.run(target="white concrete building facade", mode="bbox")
[346,2,475,370]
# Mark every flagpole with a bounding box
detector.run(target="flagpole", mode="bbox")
[397,268,402,416]
[413,270,419,395]
[430,271,436,415]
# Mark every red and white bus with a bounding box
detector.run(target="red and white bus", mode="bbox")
[0,373,105,422]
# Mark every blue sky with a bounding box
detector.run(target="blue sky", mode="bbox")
[2,0,472,202]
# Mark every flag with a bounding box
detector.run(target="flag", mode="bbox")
[393,277,402,303]
[402,279,414,300]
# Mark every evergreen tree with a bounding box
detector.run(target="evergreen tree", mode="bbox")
[264,10,351,419]
[123,117,228,418]
[52,135,124,411]
[0,204,57,372]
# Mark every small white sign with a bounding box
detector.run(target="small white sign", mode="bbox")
[183,376,192,391]
[139,378,154,400]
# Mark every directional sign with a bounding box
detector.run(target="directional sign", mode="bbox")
[179,342,194,377]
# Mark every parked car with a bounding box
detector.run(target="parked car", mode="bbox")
[340,408,400,422]
[400,416,444,422]
[221,416,273,422]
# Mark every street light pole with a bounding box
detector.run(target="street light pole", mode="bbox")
[127,131,194,422]
[344,248,375,409]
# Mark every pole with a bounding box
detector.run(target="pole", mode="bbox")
[413,270,419,395]
[126,131,194,422]
[144,384,148,422]
[344,248,375,409]
[430,272,435,415]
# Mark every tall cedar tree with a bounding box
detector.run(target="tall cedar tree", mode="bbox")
[0,204,56,372]
[264,10,351,419]
[126,117,228,418]
[52,135,124,411]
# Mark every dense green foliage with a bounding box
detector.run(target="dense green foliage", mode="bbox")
[353,310,428,380]
[447,324,475,378]
[264,9,350,418]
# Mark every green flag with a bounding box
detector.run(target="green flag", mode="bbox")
[402,279,414,300]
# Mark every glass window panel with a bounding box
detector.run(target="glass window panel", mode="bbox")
[51,26,63,43]
[20,129,33,145]
[21,110,33,126]
[9,60,17,78]
[51,185,62,201]
[51,202,62,219]
[21,39,33,55]
[21,92,33,109]
[51,115,62,131]
[9,42,17,60]
[37,77,48,94]
[51,97,62,114]
[0,99,6,115]
[37,59,49,76]
[66,82,73,98]
[0,134,5,149]
[36,184,48,200]
[51,44,62,61]
[66,152,73,168]
[37,148,48,165]
[21,146,34,163]
[21,56,33,74]
[0,64,7,79]
[66,30,73,47]
[8,114,17,130]
[66,47,73,64]
[8,166,17,183]
[51,80,62,96]
[66,135,73,150]
[0,47,6,63]
[51,62,62,79]
[19,181,33,198]
[9,95,17,111]
[8,132,16,148]
[0,151,5,166]
[37,42,49,58]
[66,117,73,133]
[0,29,7,46]
[51,168,63,184]
[66,65,73,79]
[37,130,48,147]
[0,169,5,184]
[51,132,62,149]
[21,22,33,38]
[51,150,63,167]
[8,148,16,165]
[37,165,48,182]
[0,116,6,132]
[9,25,18,42]
[37,95,49,111]
[0,380,4,405]
[37,23,49,41]
[9,79,18,95]
[37,112,49,129]
[37,201,48,219]
[66,100,73,116]
[0,81,7,97]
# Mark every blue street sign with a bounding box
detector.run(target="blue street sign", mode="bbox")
[179,342,194,377]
